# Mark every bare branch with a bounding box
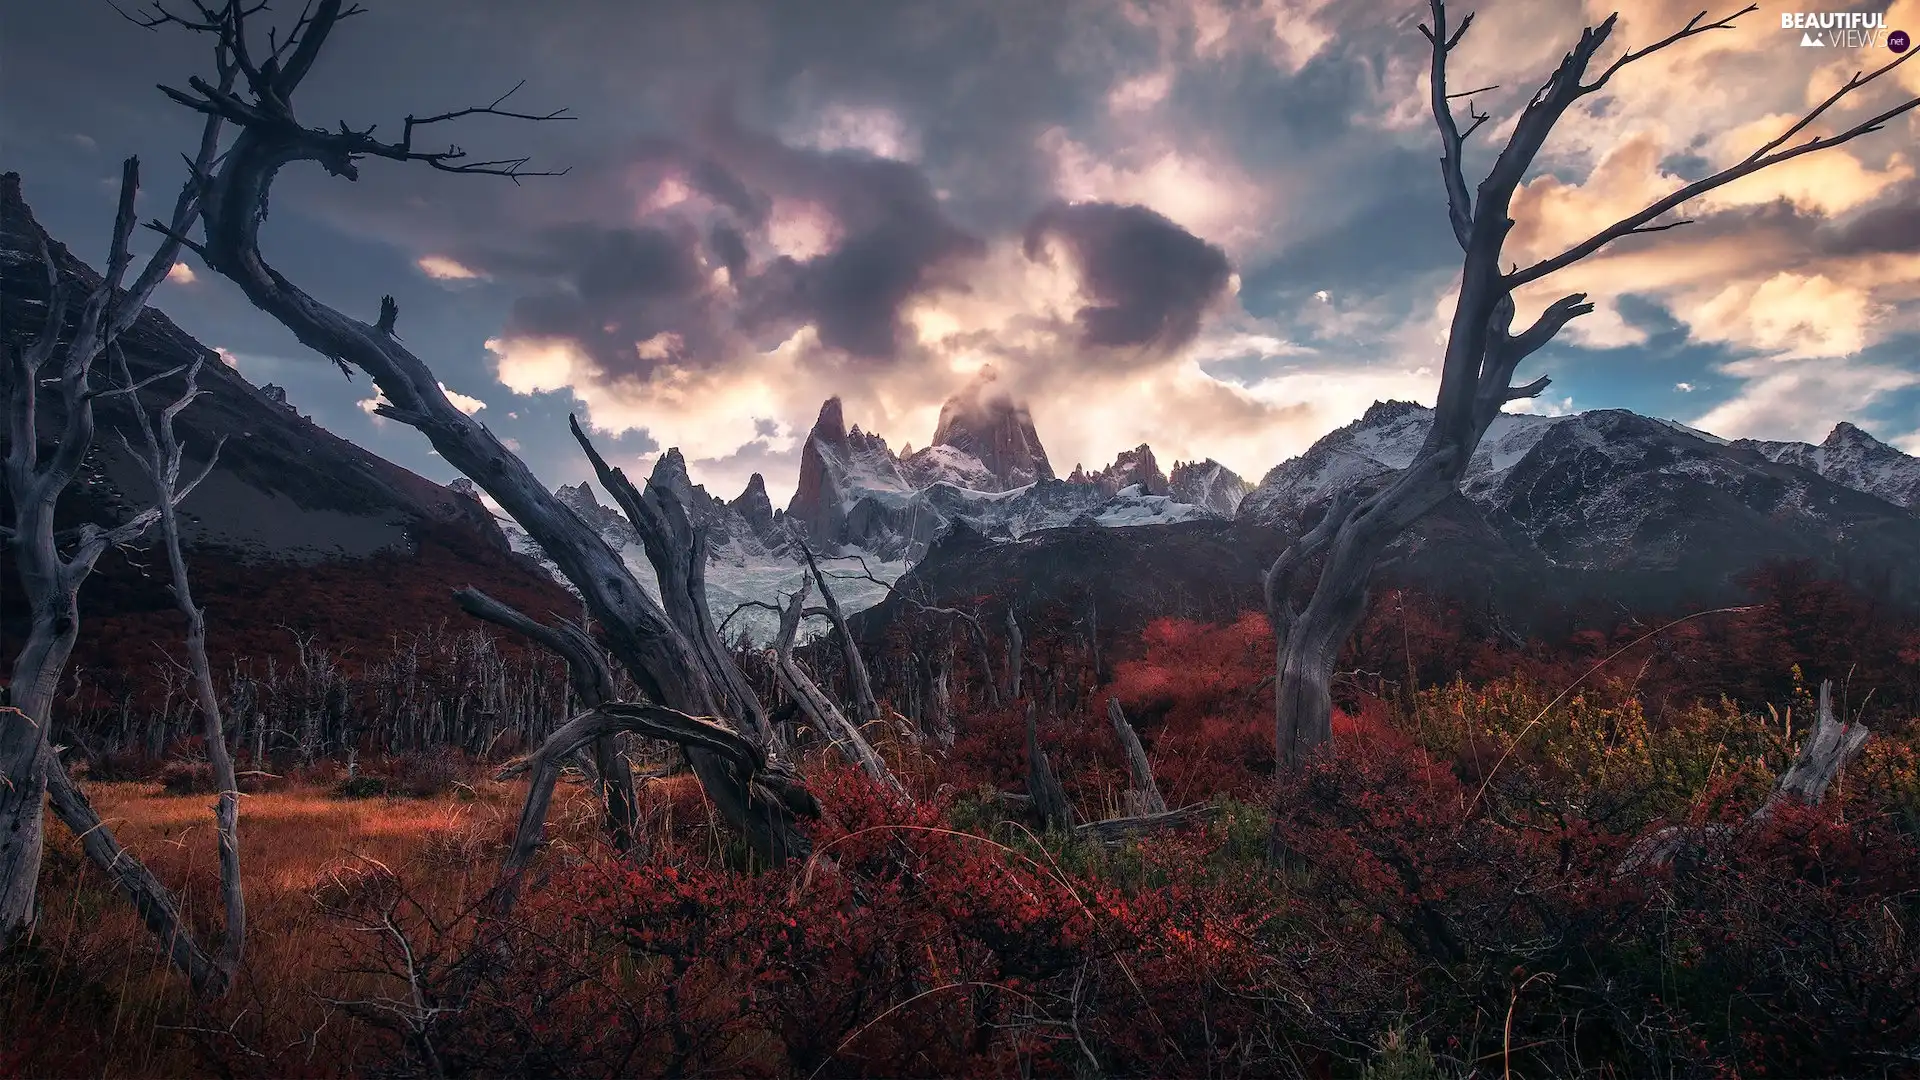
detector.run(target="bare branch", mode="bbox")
[1422,0,1478,250]
[1511,47,1919,288]
[1580,5,1757,97]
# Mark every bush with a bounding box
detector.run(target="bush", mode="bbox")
[156,759,215,796]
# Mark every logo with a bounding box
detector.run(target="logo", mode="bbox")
[1782,10,1903,48]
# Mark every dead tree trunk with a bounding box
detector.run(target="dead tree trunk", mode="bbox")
[453,588,639,851]
[1267,0,1919,767]
[490,703,796,919]
[112,349,246,989]
[770,577,905,796]
[152,0,817,863]
[1024,701,1077,832]
[798,542,883,728]
[1,142,221,940]
[1620,680,1870,873]
[1006,609,1025,702]
[1108,698,1167,816]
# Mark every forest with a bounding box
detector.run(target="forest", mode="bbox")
[4,0,1919,1076]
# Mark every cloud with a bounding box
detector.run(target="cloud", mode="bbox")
[1021,200,1233,353]
[165,261,196,284]
[359,383,487,419]
[1675,381,1694,392]
[1691,356,1920,441]
[214,346,238,369]
[417,254,488,281]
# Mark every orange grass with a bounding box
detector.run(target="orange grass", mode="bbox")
[0,775,638,1078]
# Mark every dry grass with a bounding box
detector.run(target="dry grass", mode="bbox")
[0,773,647,1078]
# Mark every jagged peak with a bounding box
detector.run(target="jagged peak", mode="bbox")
[556,480,600,507]
[811,396,849,445]
[735,472,768,501]
[1360,399,1429,424]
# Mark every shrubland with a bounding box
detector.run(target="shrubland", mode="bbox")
[4,562,1917,1078]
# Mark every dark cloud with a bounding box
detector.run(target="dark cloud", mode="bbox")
[496,220,723,380]
[1817,183,1920,256]
[691,111,987,360]
[1023,200,1232,351]
[709,222,751,282]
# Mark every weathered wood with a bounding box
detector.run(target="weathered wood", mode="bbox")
[1107,698,1168,816]
[114,350,246,988]
[798,541,884,728]
[1024,701,1077,831]
[2,133,226,943]
[770,577,905,796]
[493,702,807,917]
[1006,609,1025,702]
[1269,0,1920,767]
[454,588,639,851]
[1077,803,1220,846]
[156,0,815,863]
[1620,679,1871,873]
[44,752,228,994]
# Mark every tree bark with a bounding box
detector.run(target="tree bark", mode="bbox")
[1024,701,1077,832]
[770,577,904,795]
[114,350,245,986]
[3,146,217,939]
[1107,698,1167,816]
[798,543,883,728]
[162,7,816,862]
[1620,679,1872,873]
[491,703,797,918]
[453,588,639,851]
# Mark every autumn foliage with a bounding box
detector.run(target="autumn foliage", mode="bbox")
[6,563,1920,1077]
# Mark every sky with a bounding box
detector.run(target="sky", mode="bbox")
[5,0,1919,507]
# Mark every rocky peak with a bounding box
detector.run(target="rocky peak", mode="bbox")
[1070,444,1171,497]
[1736,420,1920,509]
[731,472,775,535]
[930,370,1054,489]
[447,477,482,502]
[1169,458,1251,516]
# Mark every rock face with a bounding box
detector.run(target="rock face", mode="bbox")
[0,170,573,674]
[1169,459,1251,516]
[781,390,1233,559]
[927,371,1055,489]
[1071,444,1170,497]
[1736,422,1920,510]
[1238,399,1920,606]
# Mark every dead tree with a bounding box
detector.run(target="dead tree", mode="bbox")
[1023,700,1219,844]
[452,588,640,851]
[770,577,905,795]
[140,0,816,863]
[1024,701,1077,832]
[1267,1,1920,766]
[797,540,883,728]
[107,349,247,989]
[488,702,797,918]
[0,128,222,939]
[1620,679,1870,872]
[1108,698,1167,816]
[1006,609,1025,701]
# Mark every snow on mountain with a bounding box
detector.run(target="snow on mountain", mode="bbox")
[1169,459,1252,517]
[1736,422,1920,509]
[1238,400,1920,584]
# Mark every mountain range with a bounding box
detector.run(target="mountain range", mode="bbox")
[6,167,1920,662]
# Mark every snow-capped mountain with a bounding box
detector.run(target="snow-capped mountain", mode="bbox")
[783,394,1241,561]
[1735,422,1920,510]
[503,383,1245,641]
[1238,400,1920,589]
